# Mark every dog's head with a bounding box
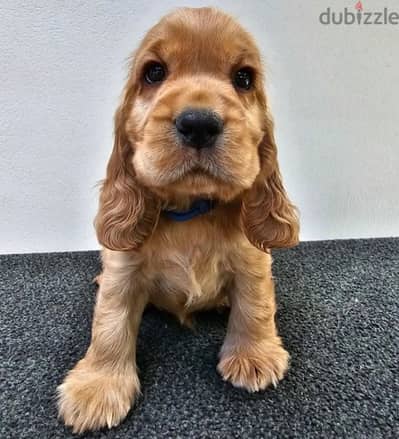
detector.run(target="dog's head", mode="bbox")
[96,7,299,251]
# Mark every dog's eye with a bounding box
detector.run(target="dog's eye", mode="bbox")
[233,67,254,91]
[144,62,166,84]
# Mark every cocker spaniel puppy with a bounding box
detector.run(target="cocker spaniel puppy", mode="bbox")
[58,7,299,433]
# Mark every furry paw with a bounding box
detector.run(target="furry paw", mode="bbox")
[217,339,289,392]
[57,359,139,433]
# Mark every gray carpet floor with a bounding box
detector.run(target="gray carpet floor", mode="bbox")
[0,238,398,438]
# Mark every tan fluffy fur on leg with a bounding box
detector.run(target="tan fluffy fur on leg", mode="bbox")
[57,250,147,433]
[218,244,289,391]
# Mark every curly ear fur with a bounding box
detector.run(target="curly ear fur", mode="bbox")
[241,113,299,251]
[95,76,161,251]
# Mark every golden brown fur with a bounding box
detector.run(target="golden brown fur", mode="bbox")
[58,7,299,433]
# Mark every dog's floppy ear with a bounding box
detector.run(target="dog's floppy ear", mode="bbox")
[95,72,161,251]
[241,111,299,251]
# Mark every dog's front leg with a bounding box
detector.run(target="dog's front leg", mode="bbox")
[57,249,147,433]
[218,247,289,392]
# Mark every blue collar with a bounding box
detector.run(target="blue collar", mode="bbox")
[163,199,216,222]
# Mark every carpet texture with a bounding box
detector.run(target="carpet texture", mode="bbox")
[0,238,398,438]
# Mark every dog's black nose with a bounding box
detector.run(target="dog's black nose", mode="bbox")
[175,109,223,149]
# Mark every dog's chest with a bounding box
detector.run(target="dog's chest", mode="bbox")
[145,224,233,312]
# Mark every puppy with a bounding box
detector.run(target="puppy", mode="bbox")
[57,7,299,433]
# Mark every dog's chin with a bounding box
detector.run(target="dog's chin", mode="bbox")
[149,170,242,204]
[173,171,221,195]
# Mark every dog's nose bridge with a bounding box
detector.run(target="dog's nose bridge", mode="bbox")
[173,75,228,111]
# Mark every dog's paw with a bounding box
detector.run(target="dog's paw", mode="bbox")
[57,359,140,433]
[217,339,289,392]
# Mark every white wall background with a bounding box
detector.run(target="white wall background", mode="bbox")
[1,0,398,254]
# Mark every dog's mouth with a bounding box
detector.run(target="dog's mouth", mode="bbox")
[174,163,233,191]
[184,168,219,184]
[179,148,232,179]
[140,150,247,204]
[153,153,223,184]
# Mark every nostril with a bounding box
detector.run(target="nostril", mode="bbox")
[207,119,222,136]
[175,109,223,149]
[175,112,196,135]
